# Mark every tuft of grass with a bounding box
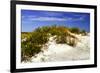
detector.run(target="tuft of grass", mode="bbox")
[31,31,49,45]
[67,38,76,46]
[56,33,67,44]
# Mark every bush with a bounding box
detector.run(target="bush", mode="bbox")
[35,26,50,33]
[21,41,42,62]
[56,33,67,44]
[21,30,49,62]
[21,32,31,39]
[49,28,61,36]
[31,31,49,45]
[70,27,80,34]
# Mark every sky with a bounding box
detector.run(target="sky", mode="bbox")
[21,9,90,32]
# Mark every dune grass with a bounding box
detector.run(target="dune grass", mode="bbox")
[21,25,86,62]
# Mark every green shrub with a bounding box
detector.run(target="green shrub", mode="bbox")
[21,29,49,62]
[49,28,61,36]
[56,32,67,44]
[70,27,80,34]
[21,32,32,39]
[35,26,50,33]
[31,31,49,45]
[21,41,42,62]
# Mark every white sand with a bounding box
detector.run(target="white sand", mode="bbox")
[31,34,90,62]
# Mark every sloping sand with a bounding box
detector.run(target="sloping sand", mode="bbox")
[31,34,90,62]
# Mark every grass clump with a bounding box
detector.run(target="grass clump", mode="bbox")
[21,41,42,62]
[67,38,76,46]
[31,31,49,45]
[56,32,68,44]
[21,30,49,62]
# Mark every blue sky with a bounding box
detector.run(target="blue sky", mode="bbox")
[21,10,90,32]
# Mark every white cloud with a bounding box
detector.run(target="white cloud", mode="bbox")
[22,15,38,19]
[30,17,67,21]
[22,15,85,22]
[72,16,85,21]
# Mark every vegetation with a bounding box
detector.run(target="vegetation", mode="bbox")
[21,31,49,62]
[21,25,87,62]
[70,27,80,34]
[21,32,31,40]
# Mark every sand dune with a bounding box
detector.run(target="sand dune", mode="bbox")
[31,34,90,62]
